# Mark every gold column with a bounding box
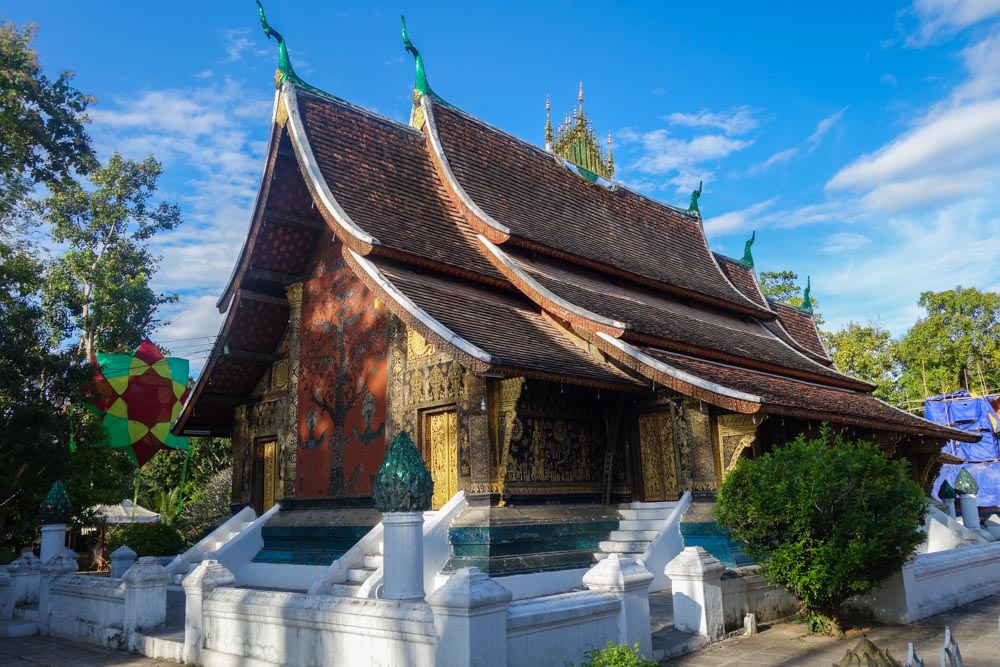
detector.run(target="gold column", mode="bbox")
[282,282,303,498]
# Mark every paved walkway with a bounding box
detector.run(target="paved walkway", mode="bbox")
[663,593,1000,666]
[0,635,179,666]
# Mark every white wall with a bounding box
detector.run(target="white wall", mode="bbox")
[720,569,799,632]
[506,591,620,667]
[46,576,127,648]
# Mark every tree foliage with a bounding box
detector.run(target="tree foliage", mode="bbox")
[759,269,823,326]
[0,19,182,554]
[39,153,181,358]
[714,426,925,634]
[895,286,1000,399]
[822,322,901,403]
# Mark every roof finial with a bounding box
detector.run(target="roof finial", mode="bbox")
[579,82,584,104]
[257,1,319,93]
[740,230,756,267]
[401,16,432,97]
[688,180,703,217]
[545,95,553,151]
[801,276,813,313]
[607,131,615,177]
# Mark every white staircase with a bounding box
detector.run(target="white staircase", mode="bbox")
[597,501,680,562]
[327,542,384,597]
[167,506,258,584]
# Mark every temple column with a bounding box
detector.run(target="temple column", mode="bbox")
[464,373,492,500]
[282,282,303,499]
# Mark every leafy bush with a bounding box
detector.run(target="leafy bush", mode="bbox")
[714,425,925,634]
[178,467,233,542]
[106,521,186,557]
[565,642,657,667]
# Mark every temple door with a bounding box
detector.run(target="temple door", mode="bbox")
[636,411,679,502]
[424,409,458,510]
[254,437,279,514]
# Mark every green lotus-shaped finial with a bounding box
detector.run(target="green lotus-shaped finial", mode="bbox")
[955,468,979,495]
[938,479,957,499]
[38,481,73,524]
[373,431,433,513]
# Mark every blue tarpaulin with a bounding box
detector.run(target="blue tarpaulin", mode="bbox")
[927,391,1000,505]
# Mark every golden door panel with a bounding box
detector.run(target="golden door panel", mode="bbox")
[425,410,458,510]
[637,411,678,502]
[260,438,279,513]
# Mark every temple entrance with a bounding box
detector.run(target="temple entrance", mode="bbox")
[254,437,279,514]
[636,411,679,501]
[422,408,458,510]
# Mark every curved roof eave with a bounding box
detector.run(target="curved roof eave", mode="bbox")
[591,331,763,413]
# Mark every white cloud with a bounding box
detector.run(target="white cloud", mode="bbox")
[155,295,224,377]
[620,127,754,192]
[664,106,758,135]
[881,73,899,86]
[822,232,871,253]
[827,98,1000,192]
[953,28,1000,102]
[906,0,1000,46]
[807,108,847,146]
[221,28,255,63]
[749,147,798,175]
[704,197,778,235]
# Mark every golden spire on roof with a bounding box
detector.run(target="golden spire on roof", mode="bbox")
[545,95,553,151]
[550,83,614,180]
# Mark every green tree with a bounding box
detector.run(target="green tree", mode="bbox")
[896,286,1000,399]
[714,426,925,635]
[759,269,824,326]
[39,153,181,358]
[0,20,95,225]
[823,322,901,403]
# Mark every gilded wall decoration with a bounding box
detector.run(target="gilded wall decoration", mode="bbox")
[297,239,388,498]
[637,410,678,501]
[676,403,717,492]
[717,413,761,474]
[407,329,436,360]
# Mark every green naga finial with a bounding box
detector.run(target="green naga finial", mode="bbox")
[401,16,432,97]
[688,180,703,217]
[256,1,322,95]
[801,276,813,313]
[372,431,433,512]
[740,230,756,267]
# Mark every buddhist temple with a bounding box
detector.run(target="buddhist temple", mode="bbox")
[173,8,974,576]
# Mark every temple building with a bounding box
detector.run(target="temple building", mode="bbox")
[173,12,973,575]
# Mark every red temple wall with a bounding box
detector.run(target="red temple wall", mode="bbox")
[296,238,388,498]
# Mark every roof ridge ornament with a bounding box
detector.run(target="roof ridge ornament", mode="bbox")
[688,180,703,218]
[740,230,755,268]
[256,1,324,96]
[800,276,814,313]
[401,16,433,98]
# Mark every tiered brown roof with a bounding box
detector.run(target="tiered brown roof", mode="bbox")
[174,83,974,445]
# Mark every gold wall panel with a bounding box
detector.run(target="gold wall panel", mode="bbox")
[262,438,278,513]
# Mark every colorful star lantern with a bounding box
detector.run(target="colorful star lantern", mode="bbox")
[83,339,190,467]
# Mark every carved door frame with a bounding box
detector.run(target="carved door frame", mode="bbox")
[420,406,458,510]
[252,436,279,515]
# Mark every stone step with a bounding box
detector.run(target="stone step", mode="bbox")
[598,540,650,553]
[0,620,37,638]
[609,530,659,541]
[619,519,668,531]
[328,581,362,597]
[625,501,679,510]
[363,554,383,569]
[618,508,672,521]
[346,567,377,583]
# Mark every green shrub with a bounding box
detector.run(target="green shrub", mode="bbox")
[714,425,925,635]
[565,642,657,667]
[106,521,186,557]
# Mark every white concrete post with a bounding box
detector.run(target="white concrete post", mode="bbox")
[945,499,957,519]
[0,569,10,620]
[958,494,979,530]
[182,560,236,665]
[583,554,655,658]
[39,525,66,565]
[7,552,41,608]
[665,547,726,642]
[122,556,169,649]
[382,511,425,601]
[109,546,137,578]
[427,567,512,667]
[38,548,78,636]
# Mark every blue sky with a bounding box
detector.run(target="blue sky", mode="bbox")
[8,1,1000,375]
